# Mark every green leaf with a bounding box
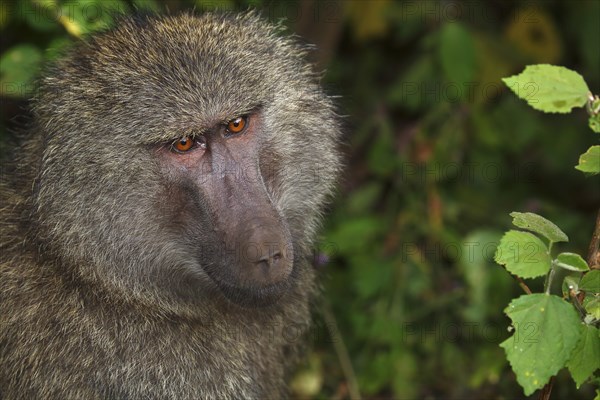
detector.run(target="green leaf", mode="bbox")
[590,114,600,133]
[327,217,383,255]
[509,212,569,243]
[21,0,60,32]
[575,146,600,174]
[500,294,582,395]
[567,325,600,388]
[439,22,475,100]
[367,120,396,177]
[346,182,382,214]
[580,270,600,293]
[495,230,551,278]
[582,270,600,318]
[351,257,392,298]
[556,253,589,272]
[0,44,43,97]
[60,0,127,36]
[502,65,590,113]
[588,96,600,133]
[388,55,435,111]
[584,297,600,320]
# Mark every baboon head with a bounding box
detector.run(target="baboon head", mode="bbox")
[30,12,340,310]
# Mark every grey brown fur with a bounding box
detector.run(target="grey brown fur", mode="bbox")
[0,12,340,399]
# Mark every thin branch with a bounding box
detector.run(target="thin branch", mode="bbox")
[569,290,587,318]
[515,275,533,295]
[587,209,600,269]
[538,376,554,400]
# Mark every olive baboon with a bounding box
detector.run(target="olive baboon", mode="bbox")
[0,12,340,399]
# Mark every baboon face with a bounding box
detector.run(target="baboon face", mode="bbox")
[31,13,340,308]
[155,112,295,306]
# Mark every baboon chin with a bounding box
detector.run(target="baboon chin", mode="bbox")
[0,11,340,399]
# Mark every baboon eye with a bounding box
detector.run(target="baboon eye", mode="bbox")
[173,137,194,152]
[226,116,247,135]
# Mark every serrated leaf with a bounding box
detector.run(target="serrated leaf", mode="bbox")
[580,270,600,293]
[575,146,600,174]
[502,65,590,113]
[500,294,581,395]
[495,231,551,278]
[510,212,568,243]
[556,253,589,272]
[588,96,600,134]
[590,114,600,133]
[567,325,600,388]
[584,297,600,320]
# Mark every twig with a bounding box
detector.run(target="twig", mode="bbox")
[569,290,587,318]
[515,276,533,295]
[587,209,600,268]
[538,376,554,400]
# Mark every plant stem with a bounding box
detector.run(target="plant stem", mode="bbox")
[542,241,556,295]
[514,276,532,295]
[569,290,587,318]
[538,376,554,400]
[587,209,600,269]
[544,262,557,295]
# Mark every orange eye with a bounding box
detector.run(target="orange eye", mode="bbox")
[174,137,194,152]
[226,116,247,134]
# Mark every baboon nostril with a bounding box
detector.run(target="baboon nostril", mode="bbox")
[256,251,283,267]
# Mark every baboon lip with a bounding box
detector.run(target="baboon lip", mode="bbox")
[207,272,292,308]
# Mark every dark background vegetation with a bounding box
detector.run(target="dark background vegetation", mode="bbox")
[1,0,598,398]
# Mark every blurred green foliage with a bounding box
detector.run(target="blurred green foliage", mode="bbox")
[1,0,599,399]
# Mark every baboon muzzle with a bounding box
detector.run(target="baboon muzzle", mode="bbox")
[199,138,294,292]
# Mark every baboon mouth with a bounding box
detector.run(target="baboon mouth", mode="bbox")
[208,274,293,308]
